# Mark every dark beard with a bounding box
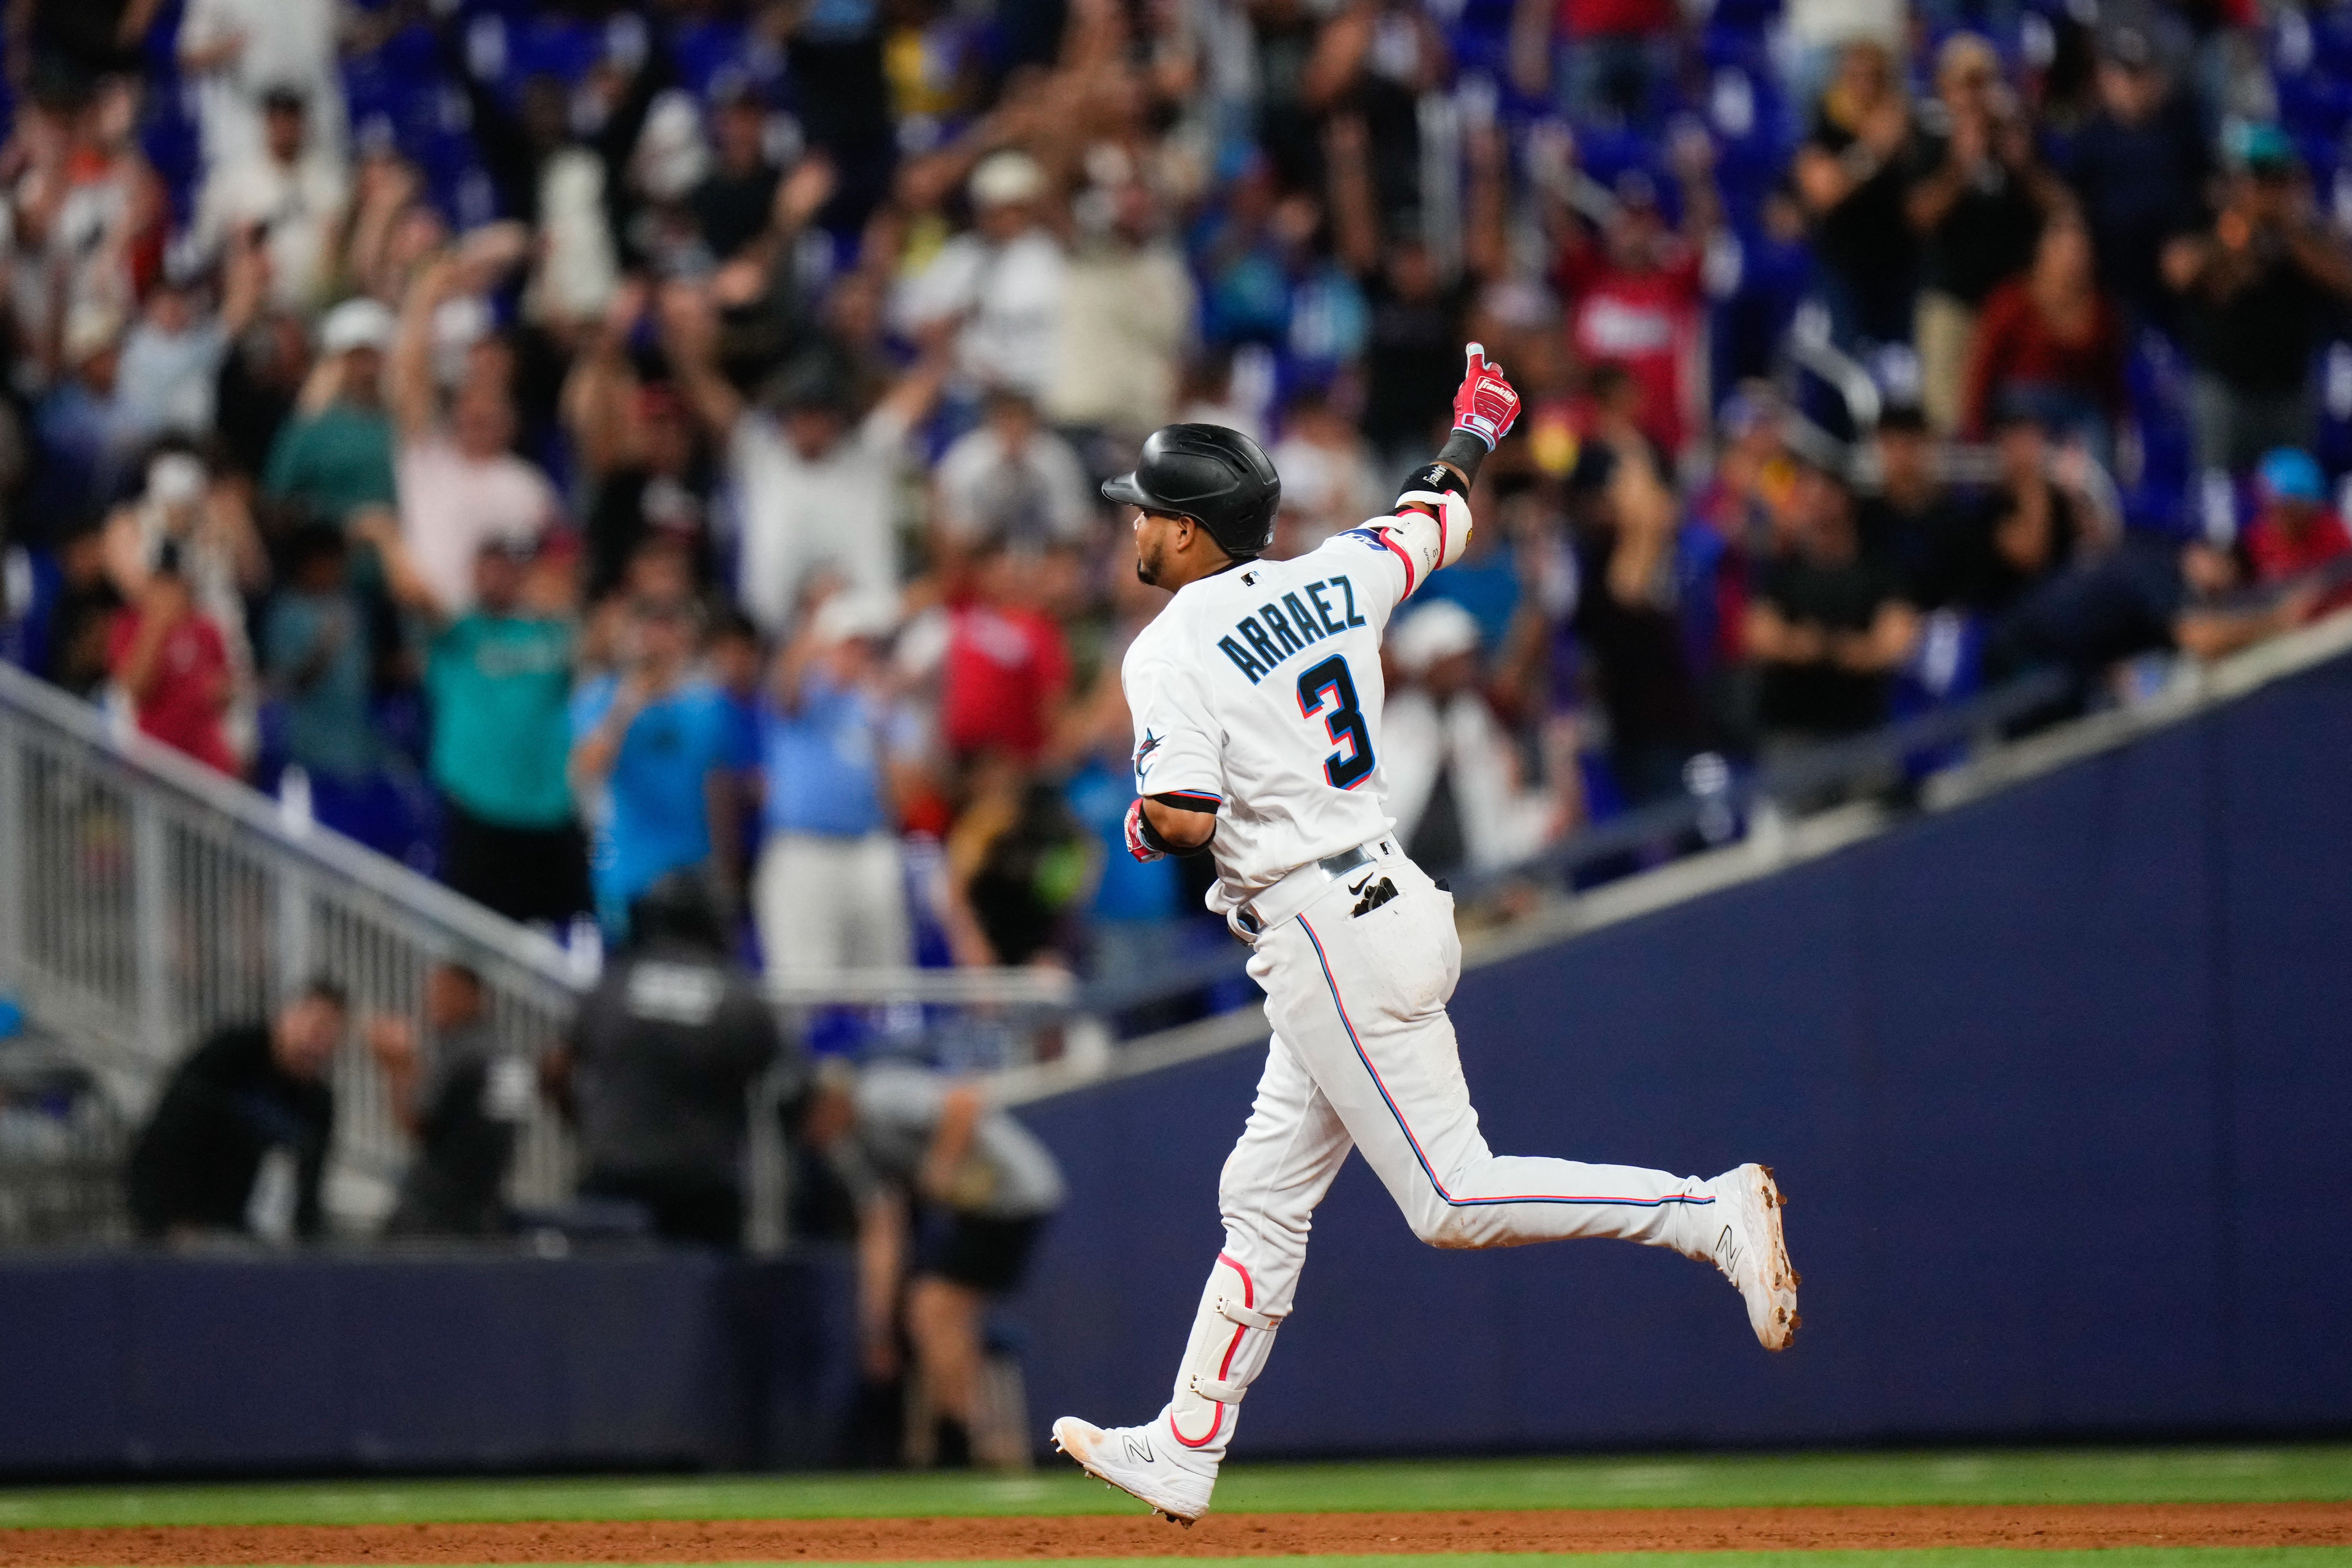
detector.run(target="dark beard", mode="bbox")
[1134,546,1161,586]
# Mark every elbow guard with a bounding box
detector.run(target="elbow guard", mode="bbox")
[1389,487,1475,575]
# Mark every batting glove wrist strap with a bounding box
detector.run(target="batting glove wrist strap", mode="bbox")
[1395,462,1468,512]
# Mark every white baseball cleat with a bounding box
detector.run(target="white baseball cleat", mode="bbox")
[1051,1415,1217,1525]
[1709,1163,1801,1351]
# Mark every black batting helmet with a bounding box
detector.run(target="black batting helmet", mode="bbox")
[1102,424,1281,560]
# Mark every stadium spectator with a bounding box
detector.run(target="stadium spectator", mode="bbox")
[1793,39,1918,348]
[2059,25,2209,326]
[1553,127,1722,460]
[1923,416,2108,624]
[1270,385,1385,555]
[2244,448,2352,616]
[387,241,560,614]
[32,307,145,531]
[690,79,786,267]
[371,961,533,1239]
[175,0,346,173]
[935,535,1073,765]
[754,590,919,978]
[571,593,740,934]
[806,1055,1066,1468]
[368,517,590,929]
[1743,456,1918,749]
[9,0,156,106]
[1384,600,1574,876]
[263,297,400,531]
[551,873,787,1248]
[1901,35,2063,434]
[1330,112,1501,469]
[564,286,717,599]
[1512,0,1677,131]
[193,85,346,316]
[1860,404,1966,602]
[1045,169,1196,441]
[102,445,265,760]
[114,240,258,445]
[1960,215,2128,460]
[895,150,1067,403]
[931,390,1092,558]
[106,544,241,776]
[662,285,943,637]
[261,524,390,846]
[1568,391,1709,802]
[2162,126,2352,474]
[125,978,346,1243]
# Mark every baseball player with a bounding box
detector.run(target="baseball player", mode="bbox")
[1051,347,1798,1524]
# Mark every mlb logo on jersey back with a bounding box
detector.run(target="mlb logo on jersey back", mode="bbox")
[1217,574,1367,685]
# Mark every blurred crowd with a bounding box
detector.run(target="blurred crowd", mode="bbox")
[1,0,2350,995]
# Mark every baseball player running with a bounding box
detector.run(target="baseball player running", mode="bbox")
[1052,347,1798,1524]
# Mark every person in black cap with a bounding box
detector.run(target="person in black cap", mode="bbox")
[2059,24,2210,325]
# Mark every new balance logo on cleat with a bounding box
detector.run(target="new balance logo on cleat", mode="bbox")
[1123,1434,1157,1464]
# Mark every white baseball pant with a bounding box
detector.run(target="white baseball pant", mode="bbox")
[1157,849,1721,1461]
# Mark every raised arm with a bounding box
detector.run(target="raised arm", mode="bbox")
[656,280,745,440]
[388,254,457,445]
[561,282,648,479]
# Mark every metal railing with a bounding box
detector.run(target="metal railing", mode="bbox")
[0,661,588,1229]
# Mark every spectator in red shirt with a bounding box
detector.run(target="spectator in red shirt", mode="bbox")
[2246,449,2352,616]
[1960,213,2129,463]
[939,535,1073,764]
[107,549,240,778]
[1557,130,1723,461]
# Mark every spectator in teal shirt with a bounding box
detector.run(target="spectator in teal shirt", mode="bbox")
[263,300,398,528]
[366,516,591,927]
[570,596,739,937]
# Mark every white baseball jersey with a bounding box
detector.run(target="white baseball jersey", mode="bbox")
[1122,494,1467,915]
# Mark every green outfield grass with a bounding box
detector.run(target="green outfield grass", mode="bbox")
[0,1446,2347,1530]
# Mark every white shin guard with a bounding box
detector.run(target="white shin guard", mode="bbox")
[1163,1252,1283,1463]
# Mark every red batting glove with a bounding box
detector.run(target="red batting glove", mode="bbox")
[1124,797,1166,863]
[1452,341,1522,450]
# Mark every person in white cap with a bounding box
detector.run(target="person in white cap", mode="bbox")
[262,296,399,530]
[1380,599,1577,875]
[893,149,1067,402]
[194,85,348,315]
[753,588,919,980]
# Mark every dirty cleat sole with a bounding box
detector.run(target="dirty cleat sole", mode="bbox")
[1713,1162,1801,1351]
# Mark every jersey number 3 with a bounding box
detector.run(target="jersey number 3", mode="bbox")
[1297,655,1376,791]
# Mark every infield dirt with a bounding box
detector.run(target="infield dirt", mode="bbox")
[6,1502,2350,1563]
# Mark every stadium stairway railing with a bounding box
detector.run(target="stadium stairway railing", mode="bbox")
[0,660,1082,1240]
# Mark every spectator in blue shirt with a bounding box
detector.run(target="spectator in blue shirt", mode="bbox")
[572,595,741,937]
[752,590,917,977]
[364,514,590,928]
